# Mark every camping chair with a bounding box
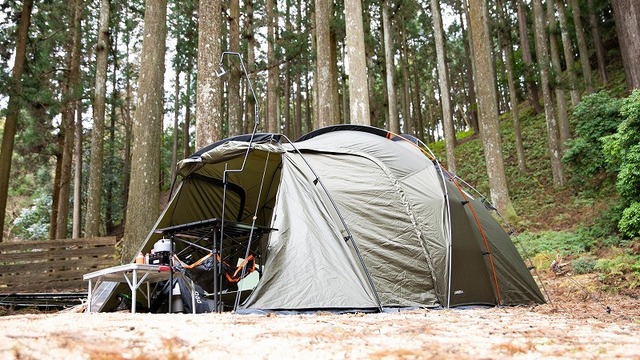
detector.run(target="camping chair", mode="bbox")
[173,252,258,310]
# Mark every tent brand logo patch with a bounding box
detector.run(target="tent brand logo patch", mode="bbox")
[454,290,464,295]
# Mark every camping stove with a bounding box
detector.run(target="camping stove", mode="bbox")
[150,239,172,265]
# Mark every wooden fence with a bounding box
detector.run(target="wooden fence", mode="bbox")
[0,237,117,293]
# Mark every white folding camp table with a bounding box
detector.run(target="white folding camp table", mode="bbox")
[83,263,196,314]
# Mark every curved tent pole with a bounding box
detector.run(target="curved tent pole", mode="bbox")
[232,148,274,312]
[217,52,260,312]
[280,135,384,312]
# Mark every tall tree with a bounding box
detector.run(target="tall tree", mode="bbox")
[533,0,565,187]
[382,0,399,133]
[587,0,607,85]
[570,0,593,93]
[123,0,167,262]
[228,0,242,136]
[612,0,640,90]
[430,0,457,174]
[0,0,34,242]
[400,24,412,134]
[55,0,84,240]
[469,0,514,217]
[345,0,370,125]
[315,0,336,128]
[460,0,479,134]
[244,0,256,133]
[195,0,222,148]
[72,103,83,238]
[497,0,527,172]
[516,0,543,114]
[266,0,279,133]
[85,0,111,237]
[293,0,304,138]
[547,0,570,150]
[556,0,581,106]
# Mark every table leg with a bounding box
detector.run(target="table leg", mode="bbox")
[131,269,137,314]
[87,280,92,313]
[191,279,196,314]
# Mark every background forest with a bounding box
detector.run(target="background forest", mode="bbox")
[0,0,639,288]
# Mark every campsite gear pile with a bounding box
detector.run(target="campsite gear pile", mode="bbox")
[94,125,545,313]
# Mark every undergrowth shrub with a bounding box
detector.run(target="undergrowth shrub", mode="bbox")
[594,248,640,289]
[517,231,594,256]
[603,90,640,238]
[572,256,597,274]
[12,194,51,240]
[563,92,623,192]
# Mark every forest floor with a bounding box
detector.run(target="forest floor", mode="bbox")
[1,272,638,360]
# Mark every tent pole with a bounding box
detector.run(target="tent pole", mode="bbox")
[216,52,261,313]
[282,135,384,312]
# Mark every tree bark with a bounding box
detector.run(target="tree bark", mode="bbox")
[497,0,527,172]
[570,0,593,93]
[244,0,256,133]
[284,0,292,135]
[106,59,117,235]
[123,0,167,262]
[184,70,192,157]
[50,150,62,240]
[228,0,242,136]
[460,0,479,134]
[516,0,543,114]
[0,0,34,242]
[547,0,570,152]
[533,0,565,187]
[345,0,370,125]
[556,0,581,106]
[85,0,111,237]
[430,0,457,173]
[469,0,514,217]
[612,0,640,91]
[172,70,180,177]
[293,0,303,138]
[55,0,83,239]
[382,0,399,134]
[330,22,340,125]
[72,102,83,238]
[400,24,412,134]
[411,47,425,142]
[587,0,607,85]
[311,4,319,129]
[195,0,222,148]
[315,0,337,128]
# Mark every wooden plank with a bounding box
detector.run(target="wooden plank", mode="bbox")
[2,279,89,293]
[0,256,116,275]
[0,237,116,253]
[1,268,113,287]
[0,246,116,263]
[0,237,117,293]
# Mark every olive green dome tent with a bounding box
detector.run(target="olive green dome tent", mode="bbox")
[94,125,544,312]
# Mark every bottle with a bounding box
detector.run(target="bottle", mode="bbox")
[135,252,144,264]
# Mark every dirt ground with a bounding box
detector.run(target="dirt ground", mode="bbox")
[1,275,639,360]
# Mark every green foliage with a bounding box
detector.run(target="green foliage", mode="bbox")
[619,202,640,239]
[572,256,597,274]
[562,92,624,190]
[517,231,594,257]
[12,194,51,240]
[602,90,640,238]
[594,248,640,289]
